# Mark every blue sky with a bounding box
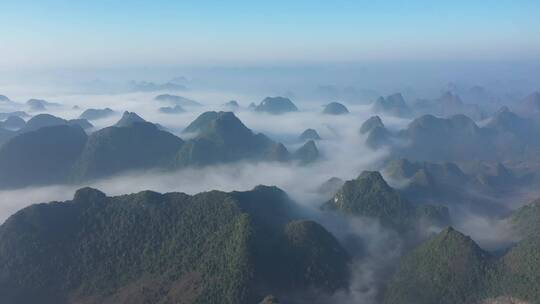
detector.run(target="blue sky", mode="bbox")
[1,0,539,68]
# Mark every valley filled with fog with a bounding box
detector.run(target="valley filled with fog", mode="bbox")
[2,67,540,303]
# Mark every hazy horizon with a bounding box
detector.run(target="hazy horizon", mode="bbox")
[2,1,540,70]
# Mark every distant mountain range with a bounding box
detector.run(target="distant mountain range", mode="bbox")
[0,111,320,189]
[362,107,540,162]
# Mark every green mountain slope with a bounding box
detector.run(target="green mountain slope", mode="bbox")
[384,227,491,304]
[0,186,349,304]
[72,122,184,180]
[176,112,290,166]
[321,171,450,232]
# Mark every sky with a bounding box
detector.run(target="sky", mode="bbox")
[1,0,540,69]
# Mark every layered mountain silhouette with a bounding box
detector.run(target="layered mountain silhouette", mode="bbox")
[393,109,540,161]
[412,91,485,120]
[79,108,115,120]
[159,105,185,114]
[128,81,187,92]
[26,98,59,111]
[0,125,87,188]
[317,177,344,197]
[21,114,93,133]
[0,186,350,303]
[154,94,202,107]
[0,111,304,188]
[177,111,292,166]
[514,92,540,117]
[385,219,540,303]
[396,114,493,161]
[223,100,240,111]
[292,140,319,165]
[0,111,30,120]
[383,158,522,216]
[68,118,94,130]
[372,93,412,117]
[360,115,391,149]
[72,121,184,180]
[0,115,25,130]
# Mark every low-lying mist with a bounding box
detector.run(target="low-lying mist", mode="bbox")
[1,80,538,303]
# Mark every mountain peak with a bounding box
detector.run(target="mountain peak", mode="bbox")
[22,114,67,133]
[255,96,298,114]
[322,102,349,115]
[73,187,107,202]
[360,115,384,134]
[439,91,463,105]
[184,111,252,143]
[299,128,321,141]
[373,93,411,117]
[79,108,115,120]
[114,111,146,127]
[154,94,201,107]
[384,226,489,304]
[293,140,319,164]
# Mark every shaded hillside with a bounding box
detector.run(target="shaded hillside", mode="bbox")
[384,227,491,304]
[321,171,450,233]
[384,200,540,304]
[72,122,184,180]
[254,97,298,114]
[176,111,291,166]
[0,125,87,188]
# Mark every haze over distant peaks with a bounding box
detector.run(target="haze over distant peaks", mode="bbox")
[293,140,319,165]
[322,171,449,232]
[159,104,185,114]
[128,80,187,92]
[154,94,202,107]
[26,99,59,112]
[514,91,540,117]
[299,128,321,142]
[254,97,298,114]
[79,108,115,120]
[322,102,349,115]
[373,93,412,117]
[0,116,25,131]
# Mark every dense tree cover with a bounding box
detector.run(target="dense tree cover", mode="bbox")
[72,122,184,180]
[176,112,291,166]
[321,171,450,233]
[385,199,540,304]
[0,186,350,304]
[384,227,492,304]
